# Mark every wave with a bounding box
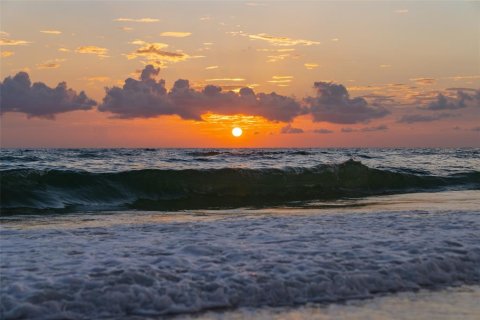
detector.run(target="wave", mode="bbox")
[187,149,312,157]
[1,160,479,213]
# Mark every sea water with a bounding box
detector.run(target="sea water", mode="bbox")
[1,148,479,319]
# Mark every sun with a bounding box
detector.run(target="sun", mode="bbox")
[232,127,243,137]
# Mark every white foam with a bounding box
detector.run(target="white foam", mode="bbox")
[1,209,480,319]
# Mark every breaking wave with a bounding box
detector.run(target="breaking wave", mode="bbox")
[1,160,479,213]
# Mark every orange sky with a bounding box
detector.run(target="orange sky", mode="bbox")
[1,1,479,147]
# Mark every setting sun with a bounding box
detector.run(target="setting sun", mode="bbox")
[232,127,243,137]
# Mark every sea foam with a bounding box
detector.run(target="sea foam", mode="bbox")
[1,209,479,319]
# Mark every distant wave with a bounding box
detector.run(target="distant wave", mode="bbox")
[187,150,311,157]
[1,160,479,213]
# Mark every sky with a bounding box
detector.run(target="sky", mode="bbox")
[0,0,479,148]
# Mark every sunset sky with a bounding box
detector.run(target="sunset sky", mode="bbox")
[1,0,479,147]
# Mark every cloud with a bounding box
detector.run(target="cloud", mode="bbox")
[125,41,192,65]
[360,124,388,132]
[268,76,293,86]
[472,126,480,132]
[304,63,319,70]
[248,33,320,46]
[395,9,409,14]
[98,65,304,122]
[160,32,192,38]
[305,82,390,124]
[114,18,159,23]
[76,46,109,58]
[280,124,304,134]
[424,90,480,110]
[446,75,480,81]
[205,65,219,70]
[341,125,388,133]
[58,47,70,52]
[0,37,30,46]
[1,51,14,58]
[40,30,62,35]
[398,113,455,123]
[119,26,134,32]
[206,78,246,82]
[36,59,65,69]
[313,128,334,134]
[0,72,96,119]
[379,64,391,68]
[410,78,436,85]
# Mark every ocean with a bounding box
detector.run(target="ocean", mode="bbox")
[1,148,479,319]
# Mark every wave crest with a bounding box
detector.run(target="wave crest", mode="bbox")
[1,160,478,213]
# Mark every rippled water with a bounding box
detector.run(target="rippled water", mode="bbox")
[1,148,479,174]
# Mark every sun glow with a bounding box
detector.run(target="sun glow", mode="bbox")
[232,127,243,137]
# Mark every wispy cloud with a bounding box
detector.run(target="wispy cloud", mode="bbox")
[1,51,14,58]
[58,48,70,52]
[341,125,388,133]
[248,33,320,46]
[40,30,62,35]
[445,75,480,81]
[398,113,455,123]
[113,18,159,23]
[160,32,192,38]
[395,9,409,14]
[410,78,436,85]
[205,65,219,70]
[36,59,65,69]
[268,76,293,86]
[313,128,334,134]
[0,37,30,46]
[205,78,246,82]
[304,63,319,70]
[360,124,388,132]
[76,46,109,58]
[119,26,134,32]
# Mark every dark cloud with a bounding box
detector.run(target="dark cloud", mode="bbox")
[313,128,334,134]
[425,90,480,110]
[99,65,304,122]
[472,126,480,132]
[0,72,96,119]
[398,113,455,123]
[361,124,388,132]
[305,82,390,124]
[341,125,388,133]
[280,124,304,134]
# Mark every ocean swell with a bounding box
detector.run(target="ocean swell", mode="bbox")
[1,160,479,213]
